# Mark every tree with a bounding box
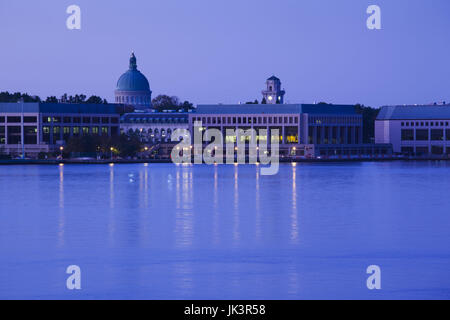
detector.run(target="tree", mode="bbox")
[152,95,195,112]
[0,91,41,103]
[355,104,380,143]
[65,134,142,158]
[261,98,267,104]
[45,96,58,103]
[86,95,104,104]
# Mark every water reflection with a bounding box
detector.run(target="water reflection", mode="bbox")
[233,165,240,245]
[58,164,65,247]
[213,165,220,245]
[255,167,261,241]
[174,165,194,248]
[290,165,299,243]
[108,164,116,244]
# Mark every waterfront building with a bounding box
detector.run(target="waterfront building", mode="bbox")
[189,104,380,157]
[376,105,450,156]
[115,53,152,111]
[261,76,285,104]
[0,103,121,157]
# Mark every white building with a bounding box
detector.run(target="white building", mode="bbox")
[376,105,450,156]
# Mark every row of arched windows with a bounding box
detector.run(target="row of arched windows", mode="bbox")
[115,95,151,105]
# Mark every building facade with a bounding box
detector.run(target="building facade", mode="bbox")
[115,53,152,111]
[120,113,189,144]
[188,104,371,157]
[0,103,121,157]
[376,105,450,156]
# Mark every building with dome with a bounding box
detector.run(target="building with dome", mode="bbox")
[115,53,152,111]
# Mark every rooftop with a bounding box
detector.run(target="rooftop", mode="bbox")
[194,104,358,115]
[0,103,121,115]
[377,105,450,120]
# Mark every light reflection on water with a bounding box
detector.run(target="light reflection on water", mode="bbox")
[1,162,450,299]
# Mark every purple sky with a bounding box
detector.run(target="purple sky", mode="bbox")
[0,0,449,107]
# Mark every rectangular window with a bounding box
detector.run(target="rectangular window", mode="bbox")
[63,127,70,140]
[23,116,37,123]
[416,146,429,155]
[43,126,50,142]
[431,129,444,141]
[0,117,5,123]
[53,117,61,123]
[347,127,353,144]
[0,126,5,144]
[432,146,444,155]
[308,127,314,144]
[285,126,298,144]
[73,117,81,124]
[7,116,21,123]
[63,117,72,123]
[92,117,100,124]
[446,129,450,141]
[102,117,110,124]
[24,126,37,144]
[401,147,414,155]
[416,129,429,141]
[73,127,80,136]
[92,127,99,135]
[101,127,109,135]
[82,127,89,135]
[83,117,91,124]
[401,129,414,141]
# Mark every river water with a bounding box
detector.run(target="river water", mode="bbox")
[0,162,449,299]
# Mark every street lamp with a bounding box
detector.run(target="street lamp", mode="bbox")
[59,146,64,159]
[110,147,114,160]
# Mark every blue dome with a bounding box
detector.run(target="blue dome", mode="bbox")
[116,70,150,91]
[116,53,151,92]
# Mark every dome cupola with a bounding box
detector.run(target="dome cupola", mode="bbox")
[115,52,152,110]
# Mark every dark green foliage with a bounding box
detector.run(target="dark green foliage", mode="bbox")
[65,134,142,157]
[0,91,109,104]
[355,104,380,143]
[0,92,41,103]
[152,95,194,112]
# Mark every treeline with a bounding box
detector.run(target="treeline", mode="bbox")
[65,134,142,157]
[0,91,108,104]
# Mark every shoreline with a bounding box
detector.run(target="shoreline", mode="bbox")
[1,157,450,165]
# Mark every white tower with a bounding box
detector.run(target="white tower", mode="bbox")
[262,76,285,104]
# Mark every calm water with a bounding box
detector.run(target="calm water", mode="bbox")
[0,162,449,300]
